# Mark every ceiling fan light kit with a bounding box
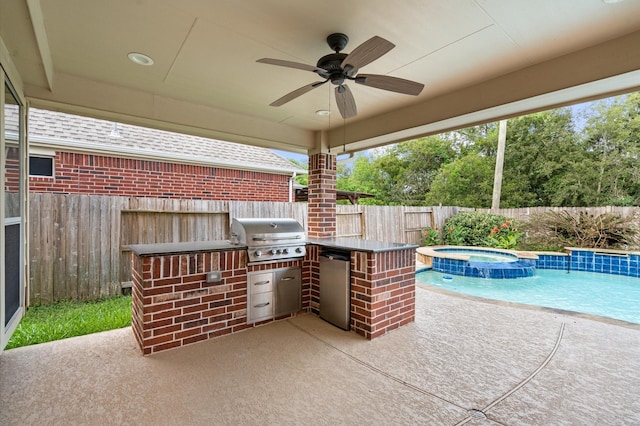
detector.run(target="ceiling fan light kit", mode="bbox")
[257,33,425,119]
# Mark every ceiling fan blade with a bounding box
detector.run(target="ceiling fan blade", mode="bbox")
[335,84,357,119]
[257,58,320,73]
[269,81,327,107]
[341,36,395,74]
[355,74,424,96]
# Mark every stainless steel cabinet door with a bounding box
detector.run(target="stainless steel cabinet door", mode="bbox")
[275,267,301,317]
[319,256,351,330]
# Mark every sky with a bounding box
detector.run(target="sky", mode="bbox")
[272,149,308,164]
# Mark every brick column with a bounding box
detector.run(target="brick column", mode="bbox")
[307,153,336,238]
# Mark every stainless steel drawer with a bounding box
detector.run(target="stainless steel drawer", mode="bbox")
[249,272,273,294]
[249,292,273,323]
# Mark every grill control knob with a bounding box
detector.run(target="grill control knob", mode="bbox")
[295,247,303,254]
[283,248,290,255]
[255,250,262,257]
[270,249,278,255]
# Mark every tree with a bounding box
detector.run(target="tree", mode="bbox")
[336,155,386,205]
[288,159,308,186]
[425,154,494,207]
[576,93,640,205]
[364,136,456,205]
[501,108,580,206]
[337,93,640,208]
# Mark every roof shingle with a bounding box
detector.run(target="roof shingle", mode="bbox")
[25,108,305,175]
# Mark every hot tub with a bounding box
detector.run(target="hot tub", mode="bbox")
[416,246,538,279]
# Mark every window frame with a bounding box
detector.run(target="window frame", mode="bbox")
[28,154,55,178]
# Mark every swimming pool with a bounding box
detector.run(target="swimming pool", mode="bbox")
[416,269,640,324]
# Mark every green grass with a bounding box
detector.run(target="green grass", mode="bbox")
[5,295,132,350]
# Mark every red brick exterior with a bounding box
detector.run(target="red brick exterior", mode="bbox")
[5,147,20,192]
[30,152,290,201]
[350,248,416,338]
[131,249,305,355]
[307,153,336,238]
[305,244,321,314]
[132,245,415,355]
[131,250,249,355]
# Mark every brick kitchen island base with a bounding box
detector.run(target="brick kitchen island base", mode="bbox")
[307,239,417,339]
[129,239,417,355]
[130,244,250,355]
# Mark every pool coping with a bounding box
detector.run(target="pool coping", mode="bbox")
[416,245,538,263]
[565,247,640,256]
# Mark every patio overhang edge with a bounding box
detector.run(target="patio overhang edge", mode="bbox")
[327,29,640,153]
[25,81,316,155]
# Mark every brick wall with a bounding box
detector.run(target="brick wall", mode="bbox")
[132,249,306,355]
[30,152,290,201]
[307,153,336,238]
[350,248,416,339]
[131,249,249,355]
[305,244,320,314]
[4,146,20,192]
[306,244,416,339]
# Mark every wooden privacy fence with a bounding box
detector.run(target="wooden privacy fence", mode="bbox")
[30,193,445,303]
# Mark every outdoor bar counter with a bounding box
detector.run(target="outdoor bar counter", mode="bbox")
[129,238,417,355]
[307,237,418,252]
[306,238,418,339]
[128,240,244,256]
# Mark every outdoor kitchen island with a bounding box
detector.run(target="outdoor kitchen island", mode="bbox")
[306,238,418,339]
[129,238,417,355]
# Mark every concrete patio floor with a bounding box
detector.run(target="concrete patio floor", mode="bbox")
[1,286,639,425]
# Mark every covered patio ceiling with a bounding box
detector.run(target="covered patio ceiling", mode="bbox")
[2,0,640,154]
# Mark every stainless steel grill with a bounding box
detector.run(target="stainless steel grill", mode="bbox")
[231,218,306,263]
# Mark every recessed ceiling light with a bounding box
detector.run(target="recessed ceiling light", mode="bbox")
[127,52,154,66]
[315,110,330,116]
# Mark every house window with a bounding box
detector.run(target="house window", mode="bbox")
[29,156,54,177]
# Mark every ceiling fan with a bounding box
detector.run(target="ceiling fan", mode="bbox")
[257,33,425,119]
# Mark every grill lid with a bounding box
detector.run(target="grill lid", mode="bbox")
[231,218,306,246]
[233,218,303,235]
[231,218,306,263]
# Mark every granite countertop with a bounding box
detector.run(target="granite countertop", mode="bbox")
[307,237,418,253]
[127,240,246,256]
[127,238,418,256]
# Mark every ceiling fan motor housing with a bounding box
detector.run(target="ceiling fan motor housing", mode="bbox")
[317,52,348,84]
[326,33,349,52]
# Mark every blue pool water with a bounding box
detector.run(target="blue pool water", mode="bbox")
[417,269,640,324]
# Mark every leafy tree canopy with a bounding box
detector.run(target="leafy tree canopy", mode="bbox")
[339,92,640,207]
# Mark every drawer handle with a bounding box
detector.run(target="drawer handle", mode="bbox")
[254,302,270,308]
[281,277,295,281]
[254,280,270,286]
